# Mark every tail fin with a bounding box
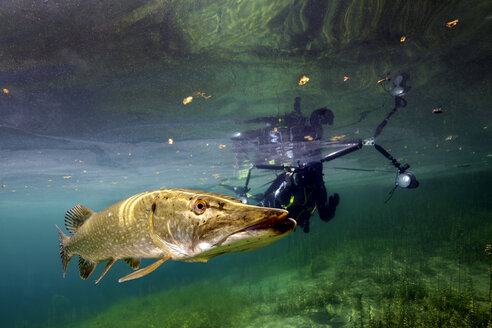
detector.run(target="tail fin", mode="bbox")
[56,225,72,278]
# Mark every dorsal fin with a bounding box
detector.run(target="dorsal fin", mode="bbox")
[65,205,94,234]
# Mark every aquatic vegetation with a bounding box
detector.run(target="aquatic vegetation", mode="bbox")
[270,245,490,328]
[68,282,253,328]
[486,244,492,326]
[62,249,492,328]
[365,281,489,328]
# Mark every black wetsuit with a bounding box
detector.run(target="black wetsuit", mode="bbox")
[257,161,339,233]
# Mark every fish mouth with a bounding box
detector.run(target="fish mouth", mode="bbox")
[244,211,296,234]
[213,211,296,248]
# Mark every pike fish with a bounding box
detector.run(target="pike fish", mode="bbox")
[57,189,295,283]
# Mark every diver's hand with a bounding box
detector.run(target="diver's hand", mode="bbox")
[329,193,340,208]
[285,172,294,186]
[327,193,340,218]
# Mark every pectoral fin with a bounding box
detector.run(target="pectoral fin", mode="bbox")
[95,259,116,284]
[118,258,169,283]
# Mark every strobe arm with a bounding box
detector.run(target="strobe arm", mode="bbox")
[254,164,289,171]
[321,140,363,163]
[373,107,397,138]
[373,143,409,173]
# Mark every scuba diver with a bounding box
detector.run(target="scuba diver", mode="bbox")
[256,161,339,233]
[223,73,418,233]
[229,97,339,233]
[228,98,340,233]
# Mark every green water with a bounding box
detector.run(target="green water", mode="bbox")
[1,0,491,327]
[4,171,489,328]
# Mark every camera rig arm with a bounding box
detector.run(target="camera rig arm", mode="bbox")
[320,140,363,163]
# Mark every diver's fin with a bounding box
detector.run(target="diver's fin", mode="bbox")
[56,225,72,278]
[78,256,96,280]
[95,259,115,284]
[124,258,141,269]
[118,258,169,283]
[65,205,95,234]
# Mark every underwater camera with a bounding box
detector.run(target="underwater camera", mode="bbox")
[389,73,411,97]
[395,171,419,189]
[393,162,419,189]
[385,73,411,108]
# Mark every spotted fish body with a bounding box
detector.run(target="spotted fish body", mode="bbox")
[57,189,295,283]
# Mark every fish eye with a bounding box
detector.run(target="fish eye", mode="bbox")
[193,199,207,215]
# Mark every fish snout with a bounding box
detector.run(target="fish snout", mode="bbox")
[243,207,295,234]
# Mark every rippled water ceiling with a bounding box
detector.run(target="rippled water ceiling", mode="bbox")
[1,0,491,169]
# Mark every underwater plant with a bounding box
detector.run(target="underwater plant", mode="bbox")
[486,243,492,327]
